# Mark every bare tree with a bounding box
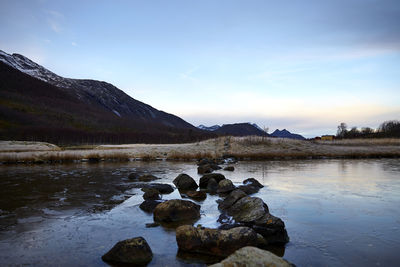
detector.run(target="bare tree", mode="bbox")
[336,122,347,138]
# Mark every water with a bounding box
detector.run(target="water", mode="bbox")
[0,159,399,266]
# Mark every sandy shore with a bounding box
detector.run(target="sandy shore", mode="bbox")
[0,137,399,163]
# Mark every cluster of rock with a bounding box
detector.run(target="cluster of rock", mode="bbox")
[197,157,236,174]
[102,166,292,266]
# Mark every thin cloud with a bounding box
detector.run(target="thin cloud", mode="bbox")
[45,9,64,33]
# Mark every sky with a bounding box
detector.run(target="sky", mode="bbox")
[0,0,399,137]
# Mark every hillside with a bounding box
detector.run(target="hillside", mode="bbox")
[0,55,214,144]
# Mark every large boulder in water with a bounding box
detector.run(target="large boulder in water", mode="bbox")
[102,237,153,265]
[154,199,200,223]
[176,225,258,257]
[173,174,198,190]
[218,196,289,245]
[209,246,293,267]
[199,173,226,188]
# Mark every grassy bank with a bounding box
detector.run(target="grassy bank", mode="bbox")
[0,137,399,164]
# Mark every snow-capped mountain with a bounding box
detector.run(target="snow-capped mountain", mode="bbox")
[197,124,221,131]
[0,50,193,129]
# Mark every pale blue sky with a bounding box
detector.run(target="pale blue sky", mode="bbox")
[1,0,399,137]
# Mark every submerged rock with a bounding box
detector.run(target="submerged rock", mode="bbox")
[176,225,258,257]
[197,164,214,174]
[199,173,226,188]
[217,179,236,194]
[138,174,160,182]
[209,246,293,267]
[139,200,163,213]
[153,199,200,223]
[102,237,153,265]
[141,183,174,194]
[142,188,160,200]
[186,190,207,200]
[224,166,235,171]
[173,174,198,190]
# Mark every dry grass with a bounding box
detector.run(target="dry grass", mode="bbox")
[1,136,399,164]
[315,138,400,146]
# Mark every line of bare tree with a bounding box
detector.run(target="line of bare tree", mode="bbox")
[337,120,400,139]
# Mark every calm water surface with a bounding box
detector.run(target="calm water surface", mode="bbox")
[0,159,399,266]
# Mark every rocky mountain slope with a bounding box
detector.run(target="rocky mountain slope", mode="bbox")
[0,50,214,144]
[0,50,193,129]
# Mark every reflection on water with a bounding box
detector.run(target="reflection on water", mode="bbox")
[0,159,400,266]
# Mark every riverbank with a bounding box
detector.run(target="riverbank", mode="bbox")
[0,137,399,164]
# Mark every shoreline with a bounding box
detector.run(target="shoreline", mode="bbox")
[1,137,400,164]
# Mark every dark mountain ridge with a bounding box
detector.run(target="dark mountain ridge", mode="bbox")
[270,129,305,140]
[214,123,268,137]
[0,51,214,144]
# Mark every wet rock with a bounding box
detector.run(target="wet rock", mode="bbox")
[223,166,235,171]
[139,200,163,213]
[217,179,236,194]
[173,174,198,190]
[186,190,207,200]
[102,237,153,265]
[207,178,218,194]
[142,188,160,200]
[176,225,258,257]
[226,196,269,223]
[141,183,174,194]
[218,189,247,210]
[218,196,289,245]
[197,164,214,174]
[154,199,200,223]
[199,173,226,188]
[138,174,160,182]
[209,246,293,267]
[243,178,264,188]
[238,184,261,195]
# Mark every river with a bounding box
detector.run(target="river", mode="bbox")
[0,159,399,266]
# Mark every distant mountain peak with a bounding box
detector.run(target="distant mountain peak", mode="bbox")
[197,124,221,131]
[271,129,305,140]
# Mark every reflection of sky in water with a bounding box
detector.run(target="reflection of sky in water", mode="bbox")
[0,159,399,266]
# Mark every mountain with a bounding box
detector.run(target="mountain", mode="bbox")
[214,123,268,136]
[270,129,305,140]
[0,50,193,129]
[0,50,214,144]
[197,124,221,131]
